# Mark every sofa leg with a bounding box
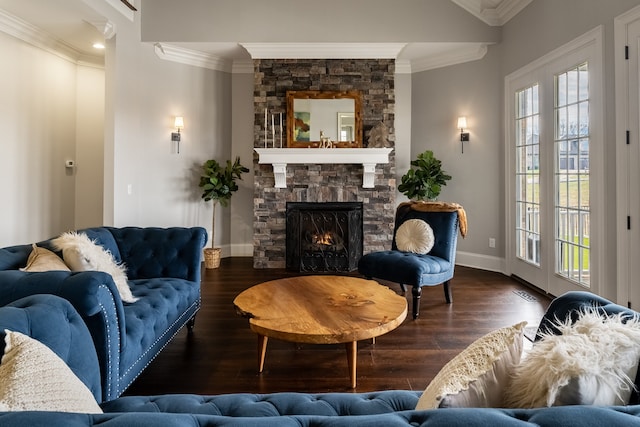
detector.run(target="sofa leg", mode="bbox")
[399,284,407,295]
[186,316,196,333]
[411,287,422,320]
[443,281,452,304]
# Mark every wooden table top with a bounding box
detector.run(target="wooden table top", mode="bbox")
[233,275,408,344]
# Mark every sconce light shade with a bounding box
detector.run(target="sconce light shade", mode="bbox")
[171,116,184,153]
[174,116,184,130]
[457,116,469,153]
[457,116,467,130]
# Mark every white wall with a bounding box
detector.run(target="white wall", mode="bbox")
[230,71,255,257]
[411,46,503,271]
[96,3,235,249]
[75,64,105,229]
[0,0,237,251]
[0,31,78,246]
[394,71,412,205]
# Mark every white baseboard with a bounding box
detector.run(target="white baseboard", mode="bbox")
[455,251,506,274]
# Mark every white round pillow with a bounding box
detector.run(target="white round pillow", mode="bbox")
[395,219,435,254]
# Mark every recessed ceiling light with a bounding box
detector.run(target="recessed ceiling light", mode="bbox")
[93,43,105,49]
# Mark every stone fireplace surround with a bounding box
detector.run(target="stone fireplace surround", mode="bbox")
[253,59,396,268]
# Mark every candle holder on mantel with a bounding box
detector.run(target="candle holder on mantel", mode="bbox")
[263,109,284,148]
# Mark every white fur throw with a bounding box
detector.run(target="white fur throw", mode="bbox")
[504,309,640,408]
[52,232,138,303]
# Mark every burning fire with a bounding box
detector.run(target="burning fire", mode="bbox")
[313,232,335,246]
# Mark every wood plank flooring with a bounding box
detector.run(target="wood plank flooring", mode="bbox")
[124,258,552,396]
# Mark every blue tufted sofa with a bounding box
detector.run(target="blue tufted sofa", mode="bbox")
[2,292,640,426]
[0,226,207,400]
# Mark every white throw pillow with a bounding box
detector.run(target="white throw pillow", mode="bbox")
[416,321,527,409]
[395,219,435,254]
[0,329,102,413]
[504,310,640,408]
[52,232,138,303]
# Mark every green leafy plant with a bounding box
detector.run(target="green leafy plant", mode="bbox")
[398,150,452,201]
[199,157,249,249]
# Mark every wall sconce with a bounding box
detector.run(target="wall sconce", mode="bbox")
[171,116,184,153]
[457,116,469,153]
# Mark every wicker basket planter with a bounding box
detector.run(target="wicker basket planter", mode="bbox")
[204,247,221,269]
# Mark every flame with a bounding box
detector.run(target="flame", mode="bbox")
[313,232,334,246]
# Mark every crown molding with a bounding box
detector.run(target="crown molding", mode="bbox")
[410,43,489,73]
[154,43,233,72]
[0,8,103,67]
[240,42,407,59]
[87,19,116,40]
[451,0,533,26]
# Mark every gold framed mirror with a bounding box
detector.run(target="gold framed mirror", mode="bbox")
[286,90,362,148]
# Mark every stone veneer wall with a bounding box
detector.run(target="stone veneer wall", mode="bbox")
[253,59,396,268]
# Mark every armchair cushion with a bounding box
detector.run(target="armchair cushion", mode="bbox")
[359,251,452,286]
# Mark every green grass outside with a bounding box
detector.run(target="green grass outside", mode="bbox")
[521,174,589,207]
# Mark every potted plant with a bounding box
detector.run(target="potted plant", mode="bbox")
[199,156,249,269]
[398,150,452,201]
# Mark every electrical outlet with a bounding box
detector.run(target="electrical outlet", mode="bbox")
[489,238,496,248]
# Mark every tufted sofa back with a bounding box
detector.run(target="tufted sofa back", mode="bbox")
[81,227,207,282]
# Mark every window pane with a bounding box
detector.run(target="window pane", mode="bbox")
[515,84,540,266]
[554,63,590,287]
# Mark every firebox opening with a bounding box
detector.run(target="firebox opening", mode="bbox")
[286,202,363,272]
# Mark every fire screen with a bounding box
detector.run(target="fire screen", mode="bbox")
[286,202,363,272]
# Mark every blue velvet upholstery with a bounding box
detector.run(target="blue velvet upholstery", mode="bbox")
[2,292,640,425]
[358,202,460,319]
[0,226,207,401]
[0,295,102,402]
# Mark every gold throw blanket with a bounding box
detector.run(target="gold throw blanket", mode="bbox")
[398,201,467,238]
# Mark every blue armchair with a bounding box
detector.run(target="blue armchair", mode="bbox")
[358,201,465,320]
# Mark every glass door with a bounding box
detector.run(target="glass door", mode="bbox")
[507,30,603,297]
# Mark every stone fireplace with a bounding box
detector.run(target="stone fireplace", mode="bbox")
[286,202,363,272]
[253,59,396,268]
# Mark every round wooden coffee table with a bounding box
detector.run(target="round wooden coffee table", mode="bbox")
[233,275,408,388]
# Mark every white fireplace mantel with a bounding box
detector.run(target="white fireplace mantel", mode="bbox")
[254,148,393,189]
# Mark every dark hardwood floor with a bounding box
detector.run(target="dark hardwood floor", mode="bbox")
[124,258,552,396]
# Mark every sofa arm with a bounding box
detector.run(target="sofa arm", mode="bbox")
[102,227,207,282]
[0,270,125,401]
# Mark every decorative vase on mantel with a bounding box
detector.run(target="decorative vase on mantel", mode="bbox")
[198,157,249,269]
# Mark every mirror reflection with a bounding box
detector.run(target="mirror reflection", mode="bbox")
[287,91,362,148]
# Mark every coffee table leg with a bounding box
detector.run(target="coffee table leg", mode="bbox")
[258,334,268,373]
[345,341,357,388]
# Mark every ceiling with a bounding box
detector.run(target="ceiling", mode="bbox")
[0,0,533,72]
